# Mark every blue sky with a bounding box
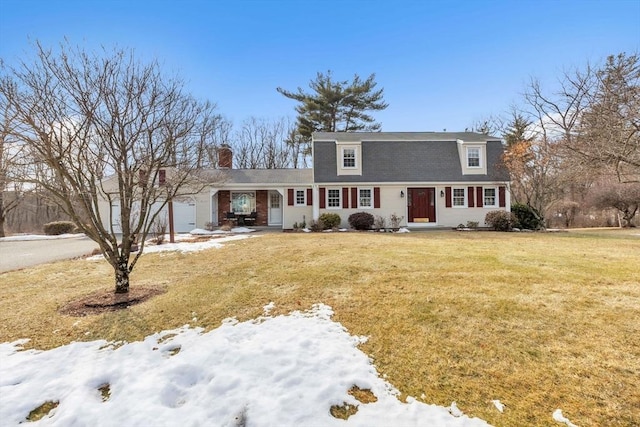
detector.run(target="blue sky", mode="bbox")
[1,0,638,132]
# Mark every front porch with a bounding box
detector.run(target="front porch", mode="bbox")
[212,189,283,228]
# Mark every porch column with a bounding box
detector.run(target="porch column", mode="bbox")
[209,188,219,224]
[312,185,320,221]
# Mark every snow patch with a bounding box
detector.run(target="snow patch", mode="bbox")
[553,409,578,427]
[0,304,490,427]
[0,233,85,242]
[492,400,504,413]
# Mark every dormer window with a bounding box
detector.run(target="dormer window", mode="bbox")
[467,147,481,168]
[335,142,362,176]
[342,148,356,168]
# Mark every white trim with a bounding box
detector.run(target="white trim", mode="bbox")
[341,147,357,169]
[358,187,373,209]
[335,143,362,176]
[483,186,498,208]
[466,146,482,168]
[326,188,342,209]
[294,188,307,206]
[452,187,466,208]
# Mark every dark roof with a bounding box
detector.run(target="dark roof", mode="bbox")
[202,168,313,185]
[312,134,509,183]
[313,131,502,142]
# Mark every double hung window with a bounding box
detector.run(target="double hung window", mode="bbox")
[467,147,481,168]
[484,188,497,207]
[327,189,341,208]
[342,148,356,168]
[453,188,466,207]
[359,188,372,208]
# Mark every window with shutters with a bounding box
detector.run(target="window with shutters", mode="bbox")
[452,188,466,207]
[294,189,306,206]
[327,189,341,208]
[484,187,497,207]
[358,188,373,208]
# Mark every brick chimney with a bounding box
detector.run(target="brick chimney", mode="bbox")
[218,144,233,169]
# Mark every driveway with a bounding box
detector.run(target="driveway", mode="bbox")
[0,235,100,273]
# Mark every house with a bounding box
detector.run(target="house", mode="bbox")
[100,132,510,232]
[310,132,510,228]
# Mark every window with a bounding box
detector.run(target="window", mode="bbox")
[453,188,466,207]
[231,192,256,214]
[270,192,281,208]
[295,189,306,206]
[342,148,356,168]
[327,189,341,208]
[467,147,481,168]
[359,188,372,208]
[484,187,497,207]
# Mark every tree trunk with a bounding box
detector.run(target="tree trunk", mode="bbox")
[114,257,130,294]
[0,214,5,238]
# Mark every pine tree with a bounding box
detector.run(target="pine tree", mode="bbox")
[277,71,388,140]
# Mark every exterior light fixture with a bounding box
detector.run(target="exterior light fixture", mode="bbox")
[440,190,445,197]
[400,190,405,198]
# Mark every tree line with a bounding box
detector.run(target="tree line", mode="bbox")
[470,53,639,228]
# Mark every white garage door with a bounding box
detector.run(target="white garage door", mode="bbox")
[171,199,196,232]
[110,199,196,234]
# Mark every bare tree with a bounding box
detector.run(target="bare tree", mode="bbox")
[232,117,298,169]
[466,115,505,136]
[572,53,640,183]
[193,114,233,169]
[589,180,640,227]
[0,42,220,293]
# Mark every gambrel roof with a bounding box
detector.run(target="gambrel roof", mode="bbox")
[312,132,509,183]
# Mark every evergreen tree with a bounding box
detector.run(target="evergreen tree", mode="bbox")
[277,71,388,140]
[503,112,534,147]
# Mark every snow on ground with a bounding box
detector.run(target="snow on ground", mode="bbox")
[0,233,86,242]
[0,304,491,427]
[189,227,256,236]
[83,229,256,261]
[552,409,578,427]
[141,234,254,255]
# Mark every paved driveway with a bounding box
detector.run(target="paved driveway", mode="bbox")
[0,235,100,273]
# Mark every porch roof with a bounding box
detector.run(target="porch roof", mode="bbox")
[204,168,313,185]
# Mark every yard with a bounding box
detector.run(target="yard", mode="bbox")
[0,229,638,426]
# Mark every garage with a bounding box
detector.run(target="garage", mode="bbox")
[108,198,196,234]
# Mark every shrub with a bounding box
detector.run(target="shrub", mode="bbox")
[466,221,479,229]
[152,217,167,244]
[204,222,216,231]
[348,212,374,230]
[373,215,387,231]
[484,210,515,231]
[511,203,543,230]
[319,213,341,229]
[43,221,76,235]
[389,213,404,229]
[309,219,324,232]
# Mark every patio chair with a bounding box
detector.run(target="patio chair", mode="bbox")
[243,211,257,225]
[225,211,237,224]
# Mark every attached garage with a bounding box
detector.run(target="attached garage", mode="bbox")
[108,198,196,234]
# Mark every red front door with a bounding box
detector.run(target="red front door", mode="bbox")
[408,188,436,223]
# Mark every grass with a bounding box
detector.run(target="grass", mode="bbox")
[1,229,639,426]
